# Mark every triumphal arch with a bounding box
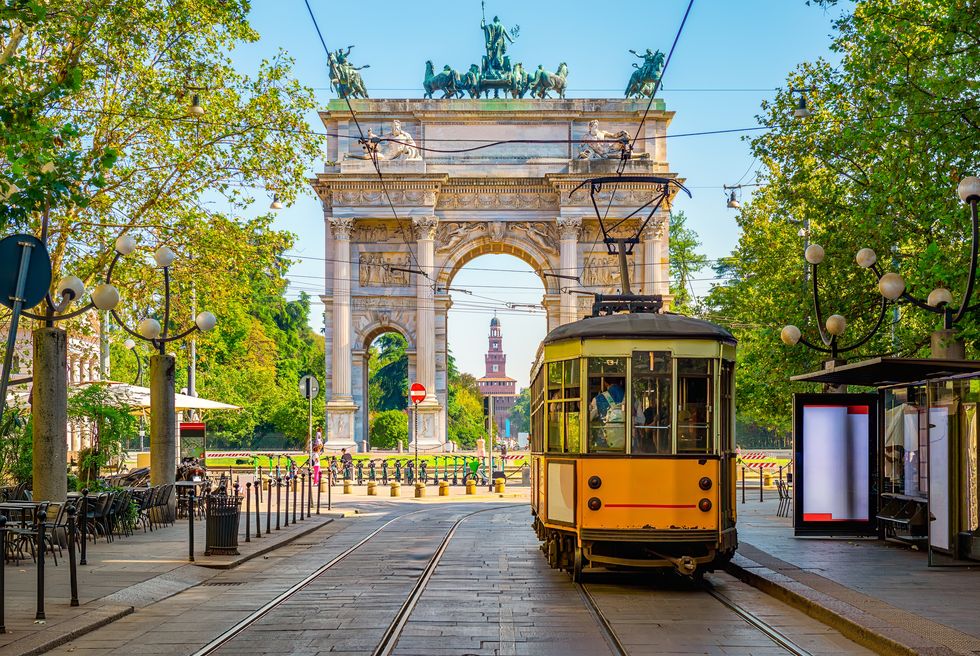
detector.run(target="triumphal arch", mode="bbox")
[312,94,679,450]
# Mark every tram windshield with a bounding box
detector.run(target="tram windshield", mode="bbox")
[632,351,672,454]
[587,358,627,452]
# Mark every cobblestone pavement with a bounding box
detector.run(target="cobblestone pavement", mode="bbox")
[49,499,869,656]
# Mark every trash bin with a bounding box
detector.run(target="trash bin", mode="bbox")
[521,466,530,486]
[205,493,243,556]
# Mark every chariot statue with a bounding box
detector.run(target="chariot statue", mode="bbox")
[625,48,665,99]
[328,46,370,99]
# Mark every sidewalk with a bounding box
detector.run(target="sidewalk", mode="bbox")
[729,494,980,656]
[0,499,341,656]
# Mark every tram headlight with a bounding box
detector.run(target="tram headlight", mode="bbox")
[698,498,712,512]
[588,476,602,489]
[587,497,602,511]
[698,477,712,491]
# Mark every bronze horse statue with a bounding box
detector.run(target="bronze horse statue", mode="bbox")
[528,62,568,99]
[423,61,462,99]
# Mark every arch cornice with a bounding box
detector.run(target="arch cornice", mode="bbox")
[436,235,558,295]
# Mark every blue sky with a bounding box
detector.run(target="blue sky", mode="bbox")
[231,0,845,390]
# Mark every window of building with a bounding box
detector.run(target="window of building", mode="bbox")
[492,364,499,372]
[587,358,627,453]
[631,351,672,454]
[677,358,713,453]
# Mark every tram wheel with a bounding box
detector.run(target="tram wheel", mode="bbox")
[570,545,585,583]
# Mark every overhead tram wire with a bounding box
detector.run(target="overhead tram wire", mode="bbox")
[579,0,695,284]
[301,0,426,279]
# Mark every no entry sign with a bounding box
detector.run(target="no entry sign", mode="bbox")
[410,382,426,405]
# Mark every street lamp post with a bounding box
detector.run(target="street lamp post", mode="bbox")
[107,237,216,497]
[15,252,122,502]
[781,176,980,366]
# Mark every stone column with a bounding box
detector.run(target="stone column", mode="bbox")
[557,217,582,325]
[32,327,68,503]
[642,217,669,297]
[412,215,444,447]
[325,217,357,448]
[149,353,176,488]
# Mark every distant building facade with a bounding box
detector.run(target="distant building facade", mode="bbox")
[476,316,517,437]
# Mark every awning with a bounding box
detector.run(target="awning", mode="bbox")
[790,357,980,388]
[15,381,241,411]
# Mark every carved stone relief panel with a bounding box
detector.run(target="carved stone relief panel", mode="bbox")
[510,221,559,254]
[581,253,635,289]
[358,252,412,287]
[351,222,390,243]
[435,221,486,252]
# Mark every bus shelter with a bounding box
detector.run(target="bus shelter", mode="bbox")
[791,357,980,566]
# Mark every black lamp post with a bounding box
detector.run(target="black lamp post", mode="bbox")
[781,176,980,361]
[107,235,216,493]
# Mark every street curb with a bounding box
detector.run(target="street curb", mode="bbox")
[3,604,134,656]
[725,554,956,656]
[196,517,335,570]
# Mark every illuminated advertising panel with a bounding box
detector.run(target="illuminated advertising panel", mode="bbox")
[794,394,877,536]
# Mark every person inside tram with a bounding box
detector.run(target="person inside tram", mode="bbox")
[589,376,626,449]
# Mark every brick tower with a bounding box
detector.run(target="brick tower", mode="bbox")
[476,316,517,438]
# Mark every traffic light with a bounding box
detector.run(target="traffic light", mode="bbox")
[483,395,490,417]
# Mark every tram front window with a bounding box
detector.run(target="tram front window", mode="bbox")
[588,358,627,452]
[678,358,713,453]
[632,351,672,454]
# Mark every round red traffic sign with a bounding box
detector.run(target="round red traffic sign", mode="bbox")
[409,382,426,404]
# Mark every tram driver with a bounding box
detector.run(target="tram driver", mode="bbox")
[589,376,626,450]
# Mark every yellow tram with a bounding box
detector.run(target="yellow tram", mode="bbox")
[530,312,738,580]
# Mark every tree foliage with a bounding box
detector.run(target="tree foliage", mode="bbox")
[369,409,408,450]
[509,387,530,435]
[67,382,135,481]
[706,0,980,433]
[669,211,709,312]
[1,1,326,445]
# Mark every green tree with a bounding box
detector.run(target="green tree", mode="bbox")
[509,387,530,434]
[369,409,408,450]
[706,0,980,433]
[369,333,409,412]
[68,383,136,483]
[669,211,709,312]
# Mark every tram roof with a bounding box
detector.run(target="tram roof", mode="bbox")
[543,312,736,345]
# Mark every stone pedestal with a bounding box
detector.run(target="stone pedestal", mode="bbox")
[32,328,68,503]
[149,354,177,488]
[326,400,358,450]
[410,399,444,448]
[931,330,965,360]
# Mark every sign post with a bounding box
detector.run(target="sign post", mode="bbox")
[410,383,426,482]
[299,375,319,455]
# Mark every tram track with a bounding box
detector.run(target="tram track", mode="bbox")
[578,576,815,656]
[191,504,512,656]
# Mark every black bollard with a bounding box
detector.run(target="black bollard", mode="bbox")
[284,476,290,527]
[741,466,746,504]
[266,475,272,534]
[759,465,764,502]
[36,509,46,620]
[317,473,322,515]
[433,457,439,485]
[66,505,79,607]
[292,474,297,524]
[79,488,89,565]
[276,478,282,530]
[255,479,262,539]
[299,472,306,521]
[308,467,313,515]
[0,515,6,633]
[188,491,195,562]
[245,482,252,543]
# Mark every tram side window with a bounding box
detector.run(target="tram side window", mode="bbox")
[587,358,627,452]
[632,351,672,454]
[720,360,734,452]
[530,370,545,452]
[677,358,713,453]
[546,360,581,453]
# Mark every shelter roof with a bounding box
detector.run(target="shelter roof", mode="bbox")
[789,357,980,388]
